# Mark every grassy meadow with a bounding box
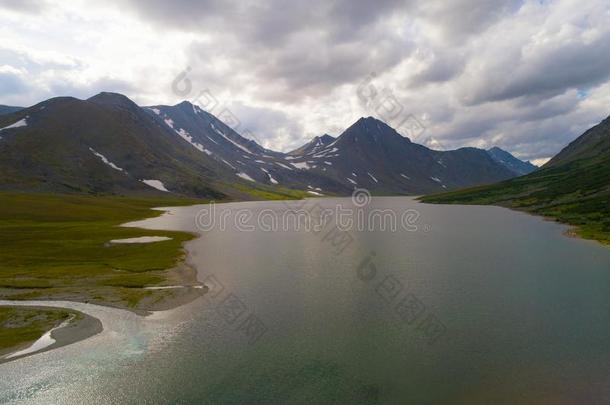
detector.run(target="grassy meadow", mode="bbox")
[0,306,75,355]
[0,192,207,310]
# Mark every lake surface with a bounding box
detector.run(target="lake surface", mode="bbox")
[2,197,610,404]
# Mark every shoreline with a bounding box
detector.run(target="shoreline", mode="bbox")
[118,205,209,313]
[499,204,609,248]
[0,203,210,363]
[417,197,609,248]
[0,304,102,365]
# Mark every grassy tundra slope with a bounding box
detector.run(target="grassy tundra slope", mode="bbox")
[420,117,610,245]
[0,193,209,311]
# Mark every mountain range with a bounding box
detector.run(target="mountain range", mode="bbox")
[486,146,538,176]
[0,93,537,199]
[0,105,23,116]
[282,117,532,194]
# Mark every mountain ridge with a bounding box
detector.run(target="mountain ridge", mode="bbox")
[288,134,335,156]
[0,92,537,198]
[0,94,283,199]
[545,116,610,168]
[487,146,537,176]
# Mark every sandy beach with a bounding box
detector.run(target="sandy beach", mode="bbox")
[0,306,102,364]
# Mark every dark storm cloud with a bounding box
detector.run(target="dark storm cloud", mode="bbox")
[121,0,406,39]
[117,0,224,30]
[122,0,413,102]
[0,0,47,13]
[119,0,534,106]
[409,51,466,87]
[515,92,579,123]
[465,36,610,105]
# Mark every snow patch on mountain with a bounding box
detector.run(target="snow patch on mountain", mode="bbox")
[175,128,206,153]
[236,172,256,182]
[293,162,312,170]
[211,123,252,154]
[275,162,294,170]
[221,159,236,169]
[313,147,339,158]
[89,148,125,172]
[0,118,27,131]
[261,168,279,184]
[141,179,169,192]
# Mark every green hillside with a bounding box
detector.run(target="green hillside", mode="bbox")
[421,118,610,246]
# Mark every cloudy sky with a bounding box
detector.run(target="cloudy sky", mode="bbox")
[2,0,610,163]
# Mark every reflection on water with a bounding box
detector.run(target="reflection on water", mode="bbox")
[2,197,610,404]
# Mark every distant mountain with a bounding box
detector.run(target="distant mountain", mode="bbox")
[487,147,537,176]
[145,102,350,195]
[286,117,517,194]
[288,134,335,156]
[421,116,610,245]
[0,105,23,115]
